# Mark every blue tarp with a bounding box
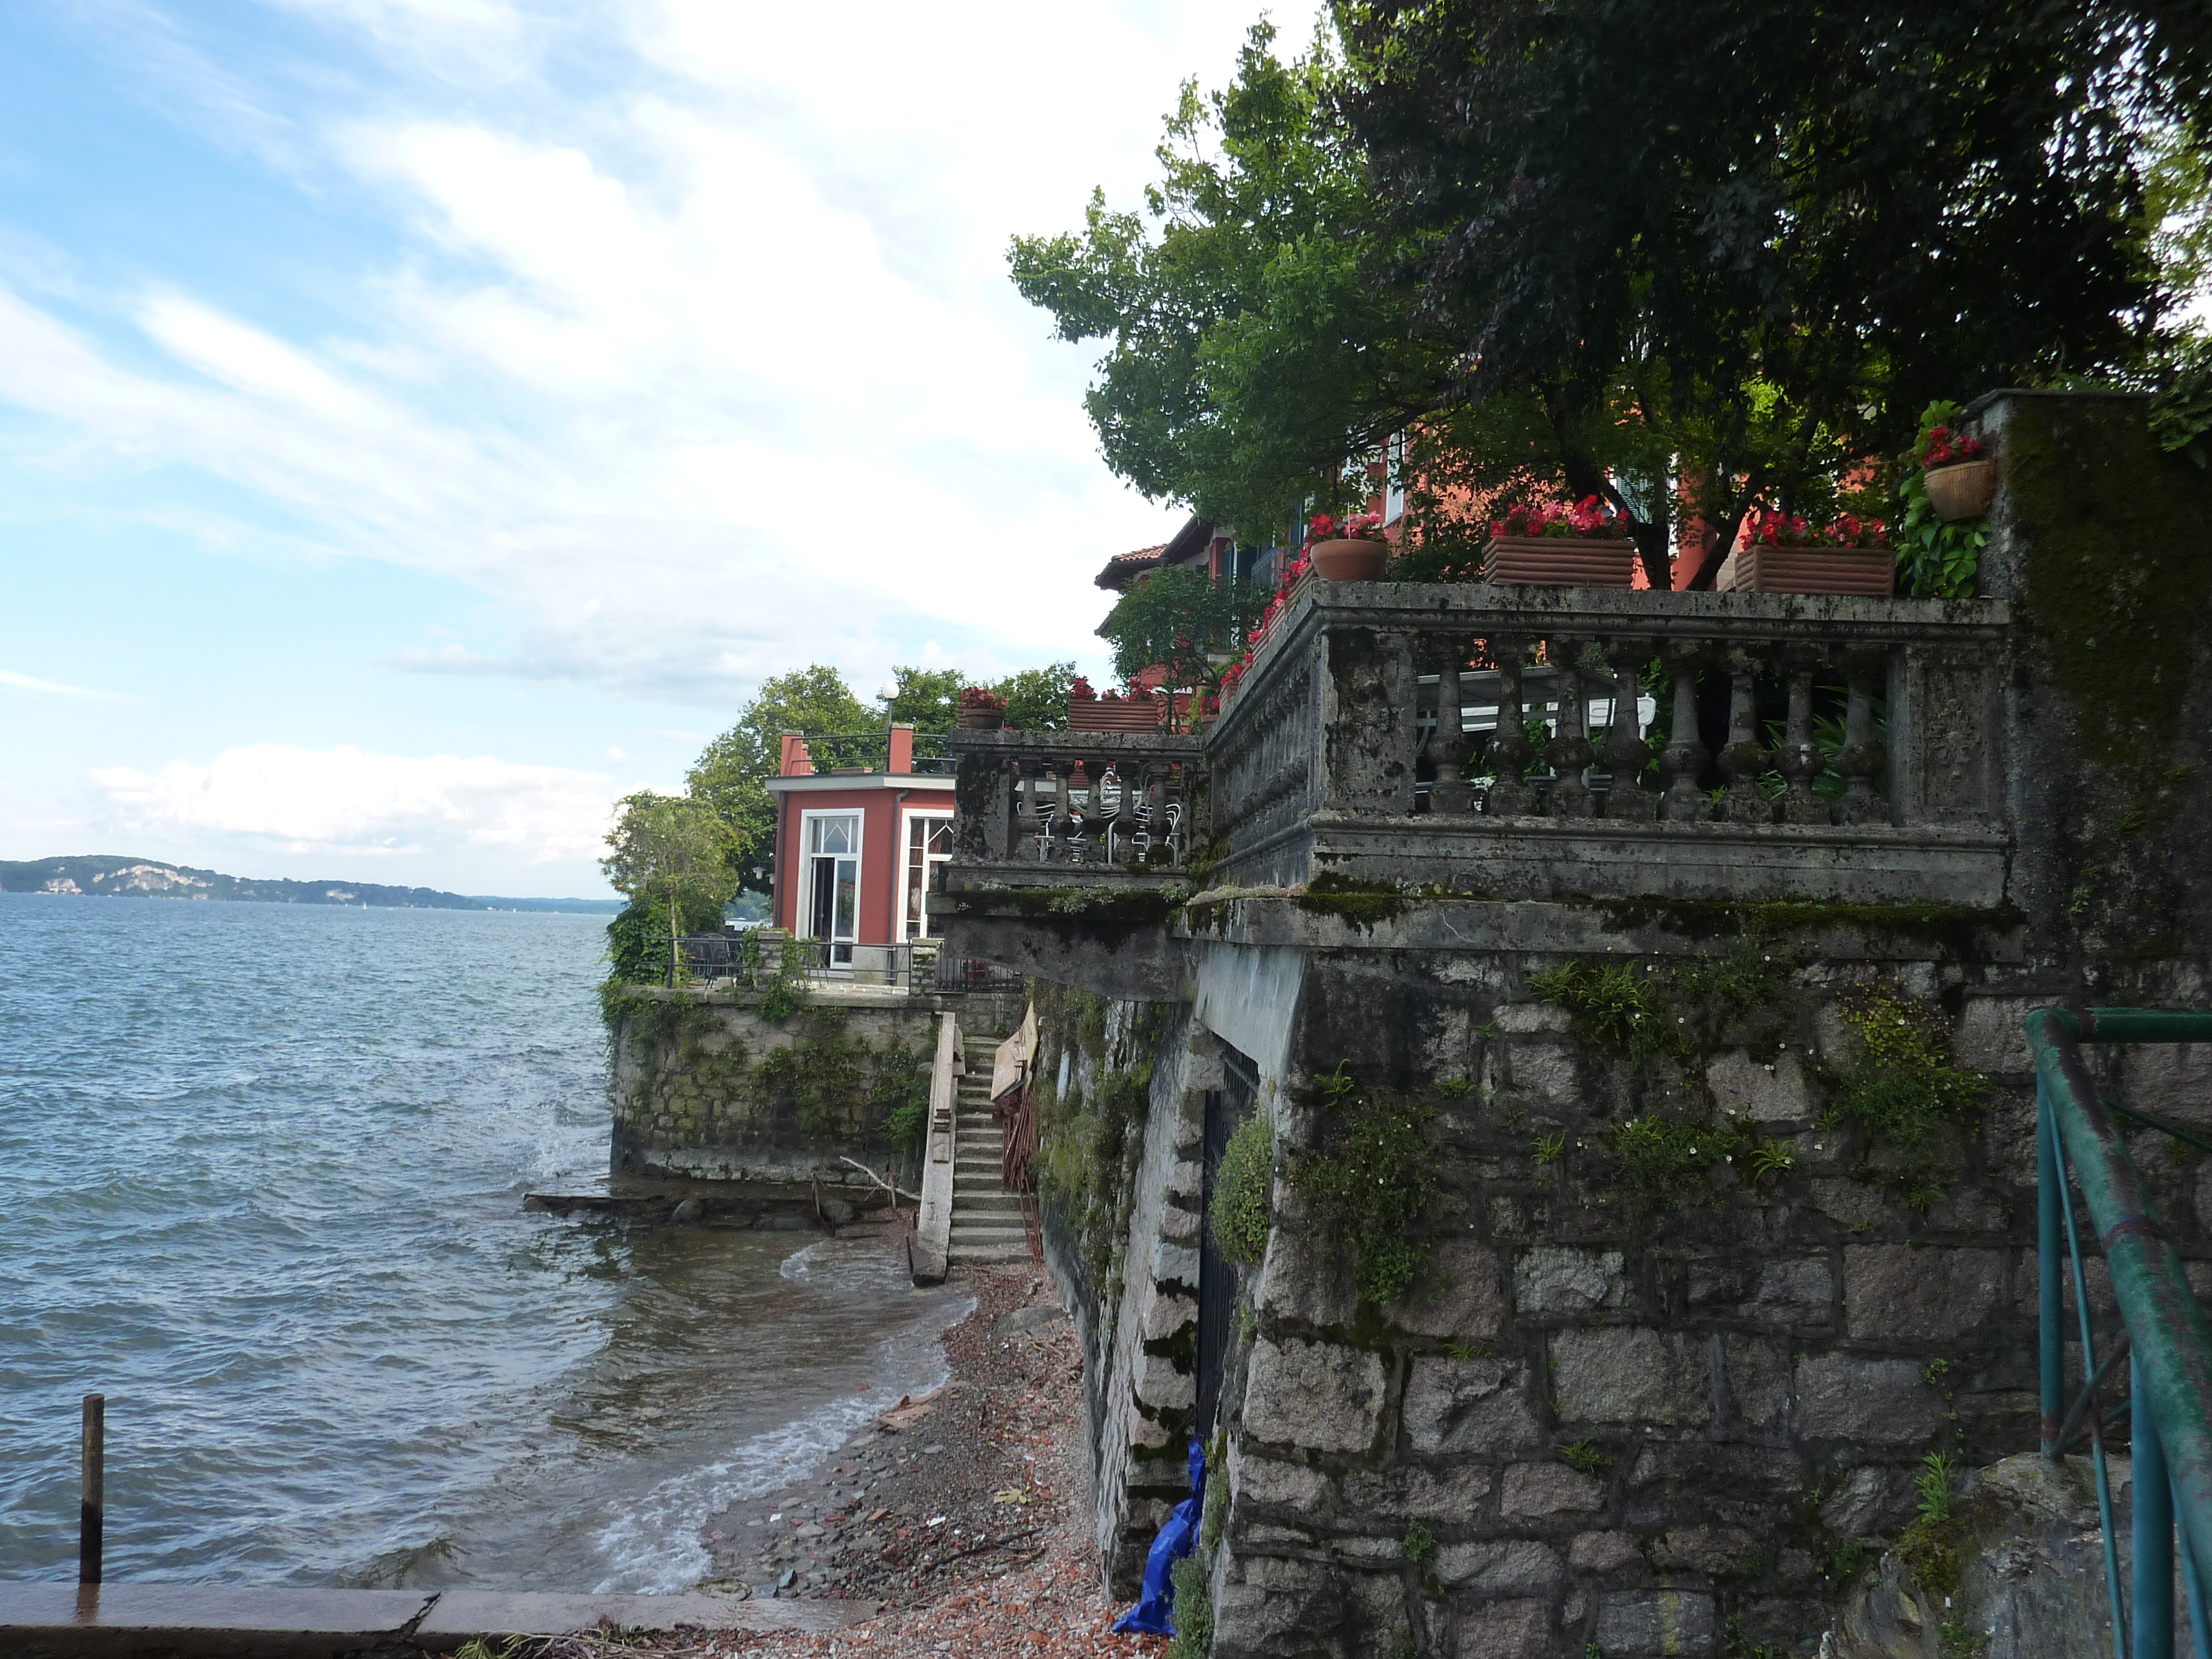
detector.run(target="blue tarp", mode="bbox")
[1112,1438,1207,1635]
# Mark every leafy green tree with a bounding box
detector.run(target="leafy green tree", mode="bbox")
[1339,0,2212,583]
[600,791,742,984]
[687,666,876,894]
[1096,568,1265,722]
[988,662,1076,732]
[881,666,966,735]
[1010,22,1453,537]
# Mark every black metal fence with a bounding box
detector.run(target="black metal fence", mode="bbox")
[672,933,1022,997]
[797,730,957,776]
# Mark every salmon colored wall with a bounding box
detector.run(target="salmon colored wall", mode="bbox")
[773,785,956,945]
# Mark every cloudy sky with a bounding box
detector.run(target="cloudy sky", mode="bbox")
[0,1,1311,897]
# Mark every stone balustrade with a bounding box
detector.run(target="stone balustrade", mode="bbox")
[946,583,2013,909]
[947,728,1207,887]
[1207,580,2012,905]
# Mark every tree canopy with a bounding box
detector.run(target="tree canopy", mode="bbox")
[1095,568,1265,712]
[1014,4,2212,586]
[1010,21,1450,537]
[1341,0,2212,582]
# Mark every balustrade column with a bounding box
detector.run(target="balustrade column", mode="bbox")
[1486,637,1538,816]
[1718,645,1775,824]
[1544,636,1595,818]
[1064,760,1093,862]
[1043,759,1071,859]
[1425,638,1472,814]
[1658,644,1711,820]
[1016,764,1044,859]
[1601,638,1658,820]
[1834,649,1887,825]
[1776,651,1832,825]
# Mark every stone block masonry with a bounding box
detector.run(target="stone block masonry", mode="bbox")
[604,983,1021,1190]
[1191,955,2197,1658]
[939,392,2212,1658]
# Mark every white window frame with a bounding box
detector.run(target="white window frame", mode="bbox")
[899,807,955,940]
[797,808,865,960]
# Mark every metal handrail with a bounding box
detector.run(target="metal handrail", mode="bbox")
[2028,1006,2212,1659]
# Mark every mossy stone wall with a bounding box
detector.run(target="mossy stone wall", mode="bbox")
[604,985,942,1188]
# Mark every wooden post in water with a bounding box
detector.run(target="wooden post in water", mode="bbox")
[79,1393,104,1585]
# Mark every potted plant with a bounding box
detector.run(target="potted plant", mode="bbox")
[1070,680,1162,732]
[956,686,1007,729]
[1918,421,1994,521]
[1480,496,1638,587]
[1719,511,1895,596]
[1305,511,1390,581]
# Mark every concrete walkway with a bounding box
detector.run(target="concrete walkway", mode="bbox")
[0,1582,880,1657]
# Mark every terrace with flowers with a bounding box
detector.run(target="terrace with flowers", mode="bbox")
[943,396,2025,930]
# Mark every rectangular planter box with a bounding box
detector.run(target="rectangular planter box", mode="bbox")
[1720,546,1895,596]
[1480,535,1637,588]
[1069,697,1166,733]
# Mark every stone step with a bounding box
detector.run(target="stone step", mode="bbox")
[947,1243,1032,1265]
[953,1193,1023,1212]
[950,1228,1030,1248]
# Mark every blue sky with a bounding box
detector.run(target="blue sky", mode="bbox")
[0,1,1309,896]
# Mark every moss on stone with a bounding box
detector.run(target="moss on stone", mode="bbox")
[1294,870,1408,928]
[2006,397,2211,772]
[1209,1110,1275,1266]
[1290,1063,1438,1305]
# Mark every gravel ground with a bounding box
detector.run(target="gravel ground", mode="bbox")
[515,1262,1169,1659]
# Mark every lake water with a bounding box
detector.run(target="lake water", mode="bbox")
[0,894,964,1590]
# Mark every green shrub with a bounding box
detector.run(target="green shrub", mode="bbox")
[1292,1065,1438,1305]
[1561,1439,1615,1476]
[1606,1114,1744,1209]
[1165,1551,1213,1659]
[1210,1111,1275,1265]
[1401,1518,1438,1567]
[1826,987,1989,1156]
[1528,961,1681,1063]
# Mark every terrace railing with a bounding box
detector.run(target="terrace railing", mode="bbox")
[2028,1007,2212,1659]
[794,729,957,776]
[1206,580,2012,905]
[946,728,1208,886]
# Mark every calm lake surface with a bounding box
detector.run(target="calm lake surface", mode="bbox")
[0,894,963,1590]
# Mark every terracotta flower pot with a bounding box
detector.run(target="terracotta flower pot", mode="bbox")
[1479,535,1637,588]
[1923,460,1996,522]
[1308,537,1389,581]
[957,708,1005,730]
[1721,546,1895,597]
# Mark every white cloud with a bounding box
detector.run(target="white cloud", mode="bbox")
[92,743,619,863]
[0,1,1301,703]
[0,667,129,701]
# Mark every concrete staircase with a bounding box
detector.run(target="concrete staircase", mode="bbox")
[947,1031,1031,1266]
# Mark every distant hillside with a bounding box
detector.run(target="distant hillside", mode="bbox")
[0,855,626,914]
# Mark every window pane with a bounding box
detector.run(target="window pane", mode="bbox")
[926,819,953,856]
[834,857,858,938]
[810,814,856,855]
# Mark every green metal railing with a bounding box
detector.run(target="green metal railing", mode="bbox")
[2030,1007,2212,1659]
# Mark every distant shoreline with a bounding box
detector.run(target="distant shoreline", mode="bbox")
[0,854,625,914]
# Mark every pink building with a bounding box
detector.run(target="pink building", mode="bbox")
[765,725,956,964]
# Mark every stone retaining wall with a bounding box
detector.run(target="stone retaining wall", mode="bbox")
[605,985,1021,1188]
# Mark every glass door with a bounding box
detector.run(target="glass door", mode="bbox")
[803,812,861,966]
[903,813,953,939]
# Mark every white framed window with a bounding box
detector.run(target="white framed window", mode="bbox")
[1385,430,1407,524]
[799,809,863,965]
[902,810,954,940]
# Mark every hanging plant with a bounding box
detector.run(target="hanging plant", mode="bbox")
[1894,401,1989,599]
